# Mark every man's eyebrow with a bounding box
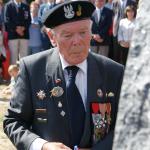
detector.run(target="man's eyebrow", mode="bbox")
[61,27,89,35]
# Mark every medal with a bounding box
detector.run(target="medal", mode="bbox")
[108,92,114,97]
[60,110,65,117]
[97,89,103,97]
[50,86,64,97]
[37,90,46,100]
[58,101,63,108]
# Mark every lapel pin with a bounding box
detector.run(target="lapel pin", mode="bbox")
[60,110,65,117]
[37,90,46,100]
[50,86,64,97]
[97,89,103,97]
[108,92,114,97]
[55,79,61,84]
[58,101,63,108]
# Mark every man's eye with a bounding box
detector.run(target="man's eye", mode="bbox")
[64,34,72,38]
[80,31,86,35]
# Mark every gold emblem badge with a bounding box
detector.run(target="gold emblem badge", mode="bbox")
[108,92,114,97]
[76,5,82,16]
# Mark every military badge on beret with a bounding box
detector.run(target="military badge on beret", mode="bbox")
[64,4,75,19]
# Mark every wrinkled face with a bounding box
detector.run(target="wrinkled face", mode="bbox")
[51,19,92,65]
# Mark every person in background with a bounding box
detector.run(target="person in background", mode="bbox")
[3,1,124,150]
[4,0,31,64]
[0,0,4,31]
[38,0,55,51]
[112,0,137,63]
[0,29,6,84]
[28,1,42,55]
[105,0,114,59]
[2,64,19,94]
[105,0,113,10]
[118,5,136,66]
[91,0,113,57]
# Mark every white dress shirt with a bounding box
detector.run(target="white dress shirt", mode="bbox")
[96,7,103,22]
[118,18,136,42]
[30,53,88,150]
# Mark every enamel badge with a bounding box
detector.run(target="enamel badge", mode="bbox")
[37,90,46,100]
[55,79,61,84]
[97,89,103,97]
[50,86,64,97]
[108,92,114,97]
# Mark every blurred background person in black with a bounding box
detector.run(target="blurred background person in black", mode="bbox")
[4,0,31,64]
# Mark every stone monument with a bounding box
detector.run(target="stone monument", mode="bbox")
[113,0,150,149]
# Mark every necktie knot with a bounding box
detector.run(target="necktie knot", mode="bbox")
[66,66,79,80]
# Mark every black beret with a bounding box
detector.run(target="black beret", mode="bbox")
[42,0,95,28]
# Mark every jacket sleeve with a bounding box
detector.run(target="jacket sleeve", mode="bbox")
[23,5,31,30]
[3,59,39,150]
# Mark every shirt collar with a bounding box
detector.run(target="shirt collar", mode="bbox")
[96,6,104,11]
[59,52,87,74]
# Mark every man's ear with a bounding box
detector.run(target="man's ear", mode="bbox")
[47,29,57,47]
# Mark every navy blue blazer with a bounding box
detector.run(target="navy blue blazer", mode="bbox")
[4,1,31,40]
[91,7,113,46]
[3,48,124,150]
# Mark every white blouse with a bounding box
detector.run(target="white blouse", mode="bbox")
[118,18,136,42]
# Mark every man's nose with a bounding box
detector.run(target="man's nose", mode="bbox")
[72,33,81,45]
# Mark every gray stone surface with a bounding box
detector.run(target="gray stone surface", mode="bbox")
[113,0,150,150]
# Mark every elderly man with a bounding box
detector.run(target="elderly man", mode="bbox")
[3,1,124,150]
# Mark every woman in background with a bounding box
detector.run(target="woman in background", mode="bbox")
[118,5,136,66]
[28,1,42,55]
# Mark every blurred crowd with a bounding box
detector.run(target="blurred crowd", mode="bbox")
[0,0,139,93]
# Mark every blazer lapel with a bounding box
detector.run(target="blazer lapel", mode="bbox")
[45,48,71,143]
[80,53,105,147]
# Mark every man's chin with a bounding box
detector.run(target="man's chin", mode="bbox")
[68,57,87,65]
